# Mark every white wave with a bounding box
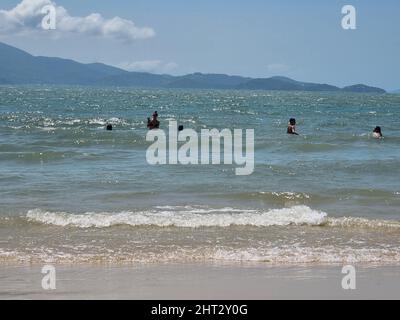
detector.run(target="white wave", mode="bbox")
[88,118,107,125]
[26,206,327,228]
[87,117,129,126]
[3,246,400,265]
[212,246,400,264]
[267,192,311,199]
[25,206,400,230]
[64,119,81,125]
[325,217,400,229]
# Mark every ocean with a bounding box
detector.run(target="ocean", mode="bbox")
[1,86,400,265]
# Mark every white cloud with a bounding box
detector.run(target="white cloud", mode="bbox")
[0,0,155,41]
[120,60,178,73]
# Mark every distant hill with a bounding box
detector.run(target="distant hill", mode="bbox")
[237,76,340,91]
[0,42,128,85]
[99,72,173,87]
[342,84,386,94]
[0,41,386,93]
[166,73,252,89]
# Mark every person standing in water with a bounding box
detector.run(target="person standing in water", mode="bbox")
[287,118,299,135]
[147,111,160,130]
[372,126,383,139]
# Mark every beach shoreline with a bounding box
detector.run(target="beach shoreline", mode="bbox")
[2,87,400,300]
[1,262,399,300]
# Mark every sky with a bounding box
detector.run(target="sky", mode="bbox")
[0,0,399,90]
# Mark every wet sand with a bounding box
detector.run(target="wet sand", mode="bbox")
[1,263,399,300]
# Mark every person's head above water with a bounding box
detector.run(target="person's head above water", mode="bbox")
[287,118,299,135]
[106,124,113,131]
[373,126,383,138]
[147,111,160,130]
[373,126,382,134]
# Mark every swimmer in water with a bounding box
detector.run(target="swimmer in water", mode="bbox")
[372,126,383,139]
[287,118,299,135]
[106,124,113,131]
[147,111,160,130]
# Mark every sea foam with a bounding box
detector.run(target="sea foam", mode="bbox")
[25,205,400,230]
[26,206,327,228]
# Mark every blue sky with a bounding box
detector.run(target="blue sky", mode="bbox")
[0,0,399,90]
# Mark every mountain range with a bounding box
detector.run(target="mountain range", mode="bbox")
[0,41,386,93]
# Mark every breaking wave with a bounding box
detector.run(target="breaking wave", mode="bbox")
[26,206,326,228]
[24,206,400,230]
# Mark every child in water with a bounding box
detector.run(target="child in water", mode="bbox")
[372,126,383,139]
[287,118,299,135]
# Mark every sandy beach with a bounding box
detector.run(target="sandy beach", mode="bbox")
[1,263,399,300]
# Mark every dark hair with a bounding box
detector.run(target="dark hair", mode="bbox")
[178,125,184,131]
[374,126,382,134]
[289,118,296,126]
[106,124,113,131]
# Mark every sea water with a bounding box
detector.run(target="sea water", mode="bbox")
[1,86,399,264]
